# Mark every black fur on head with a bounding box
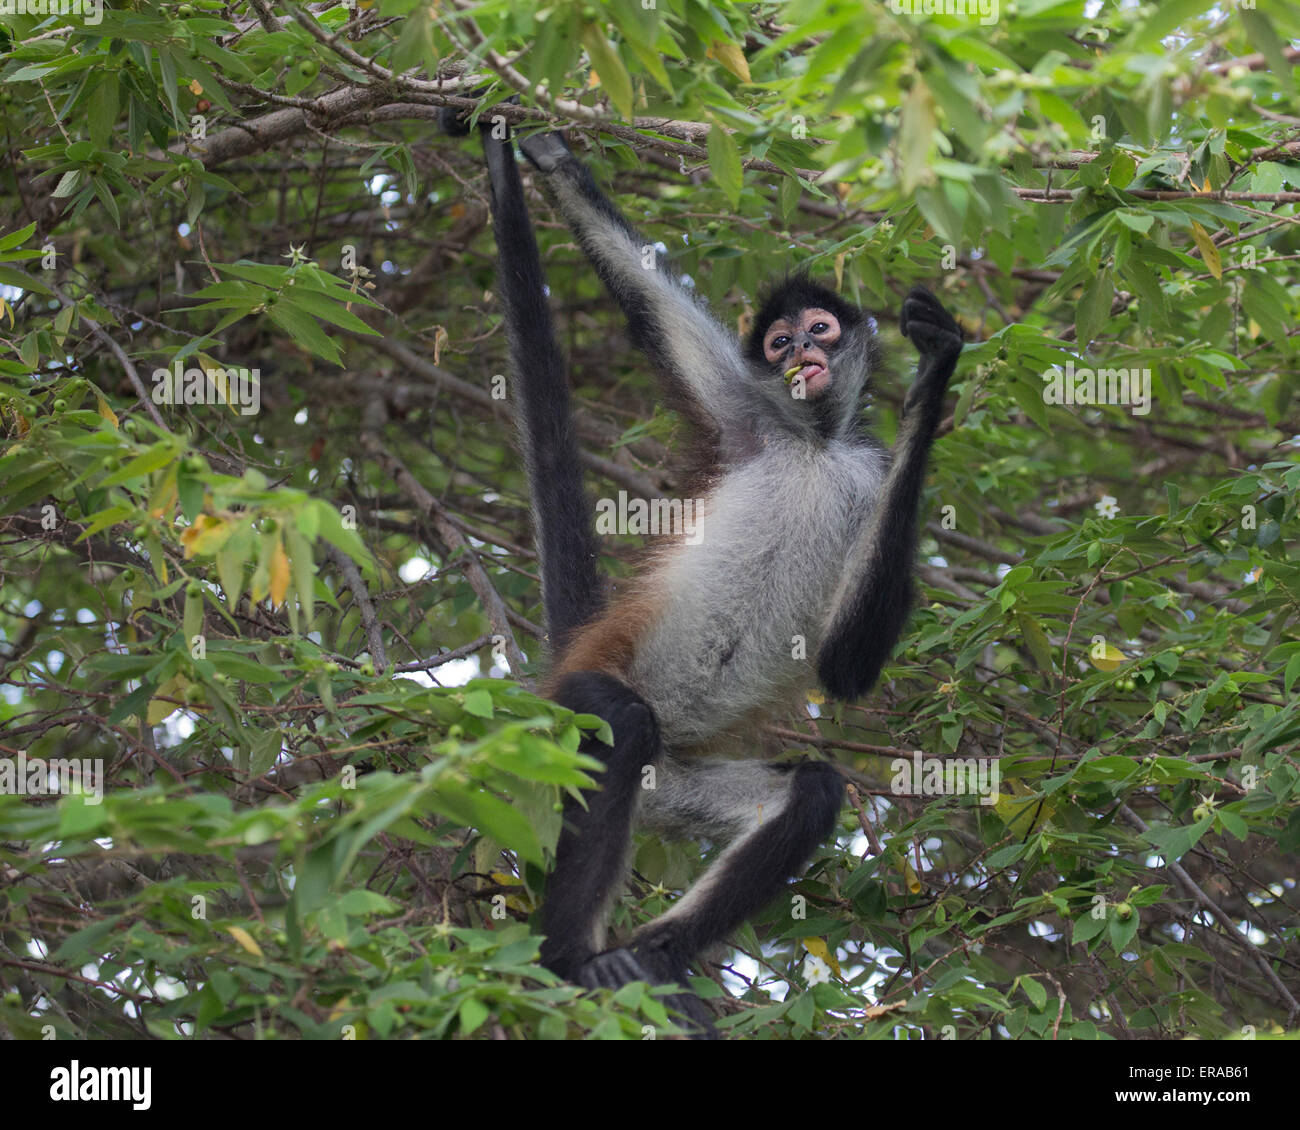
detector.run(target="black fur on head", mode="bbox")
[743,274,863,363]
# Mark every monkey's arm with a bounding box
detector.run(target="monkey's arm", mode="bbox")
[518,131,751,423]
[815,288,963,701]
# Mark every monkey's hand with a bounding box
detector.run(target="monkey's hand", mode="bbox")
[900,286,963,418]
[436,104,474,137]
[437,92,519,139]
[518,130,573,173]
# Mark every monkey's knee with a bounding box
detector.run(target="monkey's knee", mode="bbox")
[791,761,845,842]
[553,670,662,762]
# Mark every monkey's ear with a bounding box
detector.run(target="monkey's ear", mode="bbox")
[437,105,474,138]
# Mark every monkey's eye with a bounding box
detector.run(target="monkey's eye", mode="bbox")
[771,335,791,349]
[811,322,829,334]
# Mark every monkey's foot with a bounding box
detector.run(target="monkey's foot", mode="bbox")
[577,948,719,1039]
[518,130,572,173]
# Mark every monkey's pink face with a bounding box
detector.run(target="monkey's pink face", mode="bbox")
[762,308,842,399]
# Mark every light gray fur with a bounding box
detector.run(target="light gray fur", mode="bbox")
[626,435,888,750]
[640,755,795,842]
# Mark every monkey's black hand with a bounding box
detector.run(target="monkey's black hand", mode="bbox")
[518,130,572,173]
[438,91,519,139]
[900,286,962,359]
[437,104,474,137]
[578,947,718,1039]
[900,286,962,417]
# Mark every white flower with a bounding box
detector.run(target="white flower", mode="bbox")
[803,955,831,986]
[1095,495,1120,520]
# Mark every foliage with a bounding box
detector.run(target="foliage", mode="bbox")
[1,0,1298,1039]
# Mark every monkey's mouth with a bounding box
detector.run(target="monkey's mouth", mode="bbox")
[796,362,830,397]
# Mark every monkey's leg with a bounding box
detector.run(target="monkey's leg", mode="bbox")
[581,758,844,1035]
[474,123,605,653]
[539,671,664,981]
[816,286,962,701]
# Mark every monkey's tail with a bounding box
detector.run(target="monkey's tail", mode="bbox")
[447,114,604,657]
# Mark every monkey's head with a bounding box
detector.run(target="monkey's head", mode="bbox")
[744,276,876,438]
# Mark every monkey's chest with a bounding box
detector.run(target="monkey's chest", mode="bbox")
[627,444,884,747]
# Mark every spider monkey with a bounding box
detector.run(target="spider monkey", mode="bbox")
[439,107,963,1036]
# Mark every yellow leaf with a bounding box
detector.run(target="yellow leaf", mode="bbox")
[148,465,178,519]
[805,688,825,705]
[95,393,119,428]
[432,325,449,366]
[180,513,231,558]
[707,40,751,83]
[1190,221,1221,280]
[270,537,290,606]
[994,782,1054,837]
[1089,640,1126,671]
[902,859,922,894]
[188,79,203,96]
[147,674,187,724]
[227,925,263,957]
[801,937,842,979]
[833,251,846,292]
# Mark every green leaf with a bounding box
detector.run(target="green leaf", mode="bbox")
[462,689,494,719]
[706,121,743,209]
[580,27,634,121]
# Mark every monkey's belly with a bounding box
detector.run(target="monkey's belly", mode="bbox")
[624,441,885,748]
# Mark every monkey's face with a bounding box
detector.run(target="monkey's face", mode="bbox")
[761,308,842,399]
